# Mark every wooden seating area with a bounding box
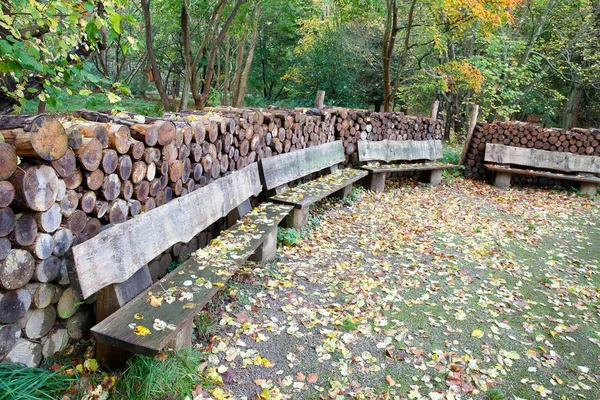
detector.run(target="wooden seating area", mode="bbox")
[357,139,458,192]
[484,143,600,197]
[260,141,368,228]
[66,163,293,365]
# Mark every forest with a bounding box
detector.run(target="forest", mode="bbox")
[1,0,599,138]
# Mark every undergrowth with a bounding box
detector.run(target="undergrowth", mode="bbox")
[0,363,75,400]
[114,349,207,400]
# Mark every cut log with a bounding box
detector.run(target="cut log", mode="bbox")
[131,161,147,184]
[3,338,42,367]
[134,181,149,201]
[118,155,133,180]
[59,190,79,217]
[42,328,69,357]
[55,180,66,202]
[0,180,15,207]
[93,200,109,219]
[0,143,18,180]
[66,209,87,234]
[128,199,141,217]
[0,207,15,237]
[102,149,119,174]
[52,228,73,257]
[10,213,37,246]
[32,256,60,282]
[0,249,34,290]
[51,148,76,178]
[155,120,176,146]
[25,283,57,308]
[129,140,145,160]
[77,138,103,171]
[56,287,80,319]
[78,124,109,148]
[0,288,32,323]
[82,217,102,238]
[0,237,11,260]
[131,124,158,146]
[35,203,62,233]
[25,233,54,260]
[121,180,134,200]
[86,169,105,190]
[63,169,83,190]
[66,309,93,340]
[102,174,121,201]
[19,306,56,339]
[67,128,82,150]
[107,124,131,154]
[0,115,68,161]
[0,324,21,360]
[9,164,59,211]
[55,260,70,286]
[80,191,96,213]
[108,199,128,224]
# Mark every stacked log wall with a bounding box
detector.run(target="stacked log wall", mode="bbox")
[465,121,600,184]
[0,106,441,367]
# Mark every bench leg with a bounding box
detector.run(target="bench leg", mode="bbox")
[419,169,443,186]
[580,182,597,197]
[286,207,309,229]
[368,172,386,193]
[333,184,352,199]
[173,319,193,349]
[492,171,512,189]
[95,267,152,369]
[250,227,277,262]
[226,199,252,228]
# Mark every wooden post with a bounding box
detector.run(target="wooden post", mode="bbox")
[459,104,479,166]
[315,91,325,109]
[579,182,597,197]
[285,207,309,229]
[419,169,443,186]
[430,100,440,119]
[333,184,352,199]
[368,172,386,193]
[492,171,512,189]
[250,227,277,262]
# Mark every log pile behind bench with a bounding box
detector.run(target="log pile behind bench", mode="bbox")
[0,107,441,367]
[465,121,600,184]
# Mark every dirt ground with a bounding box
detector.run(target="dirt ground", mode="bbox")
[196,177,600,400]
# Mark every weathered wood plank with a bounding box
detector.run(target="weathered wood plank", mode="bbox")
[260,141,344,190]
[90,203,293,355]
[484,144,600,174]
[68,163,262,299]
[357,140,443,163]
[485,164,600,183]
[362,162,458,173]
[271,168,368,209]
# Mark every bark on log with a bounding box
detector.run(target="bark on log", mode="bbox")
[0,115,68,161]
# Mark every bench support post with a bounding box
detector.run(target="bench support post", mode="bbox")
[172,319,193,350]
[492,171,512,189]
[95,266,153,368]
[580,182,597,197]
[333,184,352,199]
[368,172,386,193]
[250,227,277,262]
[419,169,443,186]
[286,207,309,229]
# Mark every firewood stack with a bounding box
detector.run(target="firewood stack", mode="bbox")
[324,107,444,164]
[465,121,600,182]
[0,107,439,367]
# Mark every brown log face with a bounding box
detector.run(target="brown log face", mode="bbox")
[63,169,83,190]
[102,149,119,174]
[0,143,18,180]
[121,180,134,200]
[33,256,60,282]
[108,124,131,154]
[82,218,102,238]
[1,249,35,290]
[52,228,73,257]
[29,116,68,161]
[0,207,15,237]
[0,181,15,208]
[11,165,59,212]
[51,148,76,178]
[86,169,104,191]
[11,214,38,246]
[77,138,103,171]
[80,191,97,214]
[156,121,176,146]
[0,288,32,323]
[35,203,61,233]
[102,174,121,201]
[129,140,145,160]
[108,199,128,224]
[60,190,79,217]
[66,210,87,234]
[118,155,133,181]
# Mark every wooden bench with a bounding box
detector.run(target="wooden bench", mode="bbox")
[260,141,368,228]
[66,163,292,365]
[357,139,458,192]
[484,143,600,197]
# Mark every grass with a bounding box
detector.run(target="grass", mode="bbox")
[114,349,207,400]
[195,312,218,343]
[22,93,163,116]
[0,363,75,400]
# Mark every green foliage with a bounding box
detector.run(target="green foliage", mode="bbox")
[277,227,302,247]
[0,363,75,400]
[487,388,506,400]
[115,350,206,400]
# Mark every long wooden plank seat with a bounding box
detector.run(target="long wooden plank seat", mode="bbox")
[66,163,292,366]
[358,139,458,192]
[91,202,292,356]
[260,141,367,228]
[484,143,600,197]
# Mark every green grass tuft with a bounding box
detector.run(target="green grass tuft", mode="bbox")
[487,388,506,400]
[0,363,75,400]
[114,349,206,400]
[195,311,218,342]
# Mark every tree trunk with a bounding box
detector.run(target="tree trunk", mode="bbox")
[234,2,262,107]
[141,0,170,111]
